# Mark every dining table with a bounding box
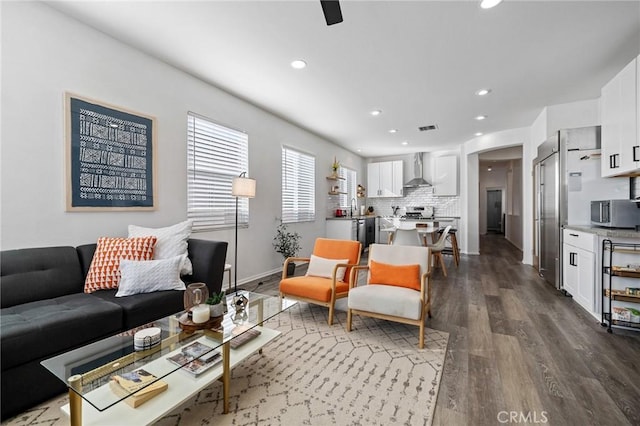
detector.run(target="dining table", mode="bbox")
[380,224,440,245]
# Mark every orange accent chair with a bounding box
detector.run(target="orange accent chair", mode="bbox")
[279,238,362,325]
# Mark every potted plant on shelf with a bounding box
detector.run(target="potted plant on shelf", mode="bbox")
[205,290,226,317]
[331,157,340,178]
[273,222,302,277]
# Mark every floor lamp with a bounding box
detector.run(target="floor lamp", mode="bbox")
[231,172,256,296]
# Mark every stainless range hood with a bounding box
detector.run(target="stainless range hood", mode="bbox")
[403,153,432,187]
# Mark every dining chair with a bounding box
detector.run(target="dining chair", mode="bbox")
[347,243,432,348]
[279,238,362,325]
[425,225,451,277]
[390,228,423,246]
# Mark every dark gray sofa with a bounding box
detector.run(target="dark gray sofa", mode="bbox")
[0,238,228,420]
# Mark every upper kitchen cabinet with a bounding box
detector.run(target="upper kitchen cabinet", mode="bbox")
[367,161,403,198]
[432,155,458,196]
[601,57,639,177]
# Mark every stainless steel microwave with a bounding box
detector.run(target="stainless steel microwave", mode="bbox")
[590,199,640,228]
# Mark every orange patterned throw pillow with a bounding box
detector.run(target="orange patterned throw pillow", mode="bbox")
[368,259,421,291]
[84,237,157,293]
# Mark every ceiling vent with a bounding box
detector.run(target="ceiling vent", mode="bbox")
[419,124,438,132]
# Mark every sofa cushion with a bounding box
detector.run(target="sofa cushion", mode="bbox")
[116,256,186,297]
[0,247,84,309]
[91,289,184,330]
[84,236,157,293]
[128,220,194,275]
[0,294,123,370]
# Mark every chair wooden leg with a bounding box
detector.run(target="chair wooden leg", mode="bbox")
[450,233,460,267]
[419,321,425,349]
[328,303,334,325]
[347,309,352,331]
[440,253,447,277]
[435,252,447,277]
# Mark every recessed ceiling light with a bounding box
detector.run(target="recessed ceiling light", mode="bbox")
[401,141,408,146]
[476,89,491,96]
[357,149,362,152]
[389,129,398,133]
[488,166,493,171]
[370,110,382,116]
[290,59,307,69]
[475,132,483,137]
[480,0,503,9]
[475,115,487,121]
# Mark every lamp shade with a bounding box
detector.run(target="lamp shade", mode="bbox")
[232,176,256,198]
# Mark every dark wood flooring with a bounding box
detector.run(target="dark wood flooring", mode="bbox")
[239,235,640,426]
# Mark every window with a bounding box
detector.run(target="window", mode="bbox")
[338,166,357,209]
[281,146,315,223]
[187,112,249,231]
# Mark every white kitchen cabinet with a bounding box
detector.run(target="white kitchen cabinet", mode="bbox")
[367,161,403,198]
[432,156,458,196]
[601,57,639,177]
[326,219,353,240]
[562,229,597,317]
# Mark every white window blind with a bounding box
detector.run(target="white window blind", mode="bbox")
[281,146,315,223]
[187,112,249,231]
[338,166,357,209]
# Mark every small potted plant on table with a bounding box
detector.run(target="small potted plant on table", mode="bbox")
[206,290,226,317]
[273,222,302,277]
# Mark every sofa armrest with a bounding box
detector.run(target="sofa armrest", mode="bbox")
[185,239,228,296]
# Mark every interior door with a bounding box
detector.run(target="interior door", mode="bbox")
[487,189,502,233]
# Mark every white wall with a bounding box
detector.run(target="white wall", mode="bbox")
[0,2,364,284]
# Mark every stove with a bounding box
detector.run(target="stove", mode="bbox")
[401,212,425,219]
[401,206,434,220]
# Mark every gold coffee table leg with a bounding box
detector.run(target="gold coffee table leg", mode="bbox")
[68,374,82,426]
[222,342,231,414]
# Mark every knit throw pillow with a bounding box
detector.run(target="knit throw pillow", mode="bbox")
[84,236,157,293]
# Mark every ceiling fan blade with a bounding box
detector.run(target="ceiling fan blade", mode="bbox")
[320,0,343,26]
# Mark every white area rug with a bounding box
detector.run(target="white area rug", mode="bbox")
[3,303,448,426]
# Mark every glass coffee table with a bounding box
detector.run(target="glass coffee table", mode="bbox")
[41,292,296,426]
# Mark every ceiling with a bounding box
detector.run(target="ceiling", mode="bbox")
[47,1,640,158]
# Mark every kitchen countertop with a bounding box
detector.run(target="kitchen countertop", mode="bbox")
[326,215,377,220]
[326,215,460,220]
[564,225,640,239]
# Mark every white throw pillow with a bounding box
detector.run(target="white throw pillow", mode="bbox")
[116,255,186,297]
[305,255,349,281]
[128,220,193,275]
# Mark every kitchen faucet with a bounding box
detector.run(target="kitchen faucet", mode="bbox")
[350,198,357,217]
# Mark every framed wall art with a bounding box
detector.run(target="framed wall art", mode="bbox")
[65,93,157,211]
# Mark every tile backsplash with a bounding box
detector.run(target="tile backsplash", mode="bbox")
[364,187,460,217]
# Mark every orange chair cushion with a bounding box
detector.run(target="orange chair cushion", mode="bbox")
[280,276,350,302]
[368,260,421,291]
[312,238,361,282]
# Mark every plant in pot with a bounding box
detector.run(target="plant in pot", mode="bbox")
[205,290,226,317]
[273,222,302,277]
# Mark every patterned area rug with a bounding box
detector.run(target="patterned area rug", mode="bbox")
[3,303,448,426]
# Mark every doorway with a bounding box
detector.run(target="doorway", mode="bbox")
[487,189,503,234]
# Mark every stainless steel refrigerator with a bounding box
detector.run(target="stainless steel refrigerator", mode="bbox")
[534,126,627,290]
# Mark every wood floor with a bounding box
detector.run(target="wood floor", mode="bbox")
[240,234,640,426]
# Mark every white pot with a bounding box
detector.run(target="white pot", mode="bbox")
[209,303,225,317]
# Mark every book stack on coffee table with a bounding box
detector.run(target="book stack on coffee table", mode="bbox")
[110,368,168,408]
